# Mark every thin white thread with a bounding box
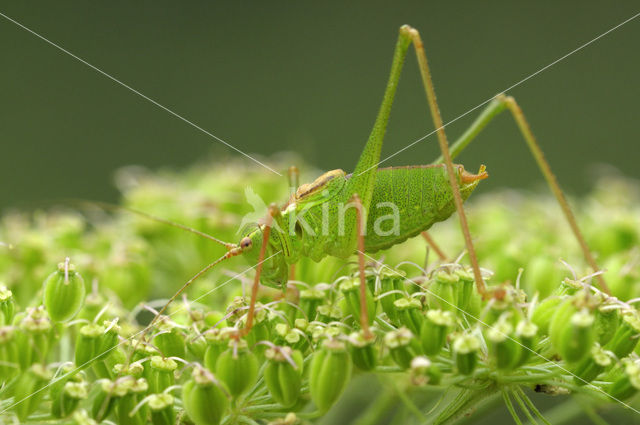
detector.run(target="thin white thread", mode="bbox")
[358,11,640,176]
[359,250,640,415]
[0,12,282,177]
[0,251,282,415]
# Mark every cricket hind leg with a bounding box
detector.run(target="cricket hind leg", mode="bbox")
[433,94,610,295]
[400,25,487,296]
[287,166,299,281]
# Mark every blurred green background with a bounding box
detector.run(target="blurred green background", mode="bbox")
[1,1,639,212]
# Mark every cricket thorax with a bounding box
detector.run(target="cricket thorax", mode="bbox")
[294,169,346,200]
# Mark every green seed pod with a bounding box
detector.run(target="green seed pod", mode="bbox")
[215,340,259,398]
[17,306,52,369]
[43,259,86,322]
[187,332,208,360]
[0,285,15,325]
[116,378,149,425]
[113,362,145,379]
[91,378,131,422]
[147,393,175,425]
[149,356,177,393]
[182,365,229,425]
[299,286,326,321]
[0,326,18,382]
[531,297,562,336]
[486,319,520,370]
[384,327,416,370]
[607,360,640,400]
[153,326,186,359]
[453,334,481,375]
[419,309,455,356]
[549,298,595,363]
[379,276,404,325]
[348,331,377,371]
[428,270,459,311]
[244,307,271,352]
[571,344,612,385]
[593,301,619,346]
[309,339,352,412]
[203,327,233,372]
[604,310,640,359]
[75,323,105,367]
[11,363,52,421]
[393,297,423,335]
[409,356,442,386]
[340,277,377,327]
[316,303,343,323]
[454,267,476,311]
[51,381,88,418]
[514,320,538,366]
[264,346,304,407]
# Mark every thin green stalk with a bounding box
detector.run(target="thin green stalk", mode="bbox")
[502,390,524,425]
[510,388,538,425]
[515,387,551,425]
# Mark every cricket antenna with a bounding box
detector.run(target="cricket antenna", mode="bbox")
[76,200,236,250]
[147,246,243,329]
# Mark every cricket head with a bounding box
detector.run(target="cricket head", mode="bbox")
[237,225,289,289]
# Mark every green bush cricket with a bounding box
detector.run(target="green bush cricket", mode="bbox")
[146,25,609,340]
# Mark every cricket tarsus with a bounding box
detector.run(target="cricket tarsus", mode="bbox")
[437,94,610,295]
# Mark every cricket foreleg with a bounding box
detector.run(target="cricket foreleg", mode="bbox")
[240,204,279,337]
[351,194,374,340]
[434,94,610,295]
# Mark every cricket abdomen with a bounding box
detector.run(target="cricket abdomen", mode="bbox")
[363,164,484,252]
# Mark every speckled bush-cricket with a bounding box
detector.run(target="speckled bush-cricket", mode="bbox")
[149,25,609,338]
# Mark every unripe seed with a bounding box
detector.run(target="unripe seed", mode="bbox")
[514,320,538,366]
[572,344,612,385]
[149,356,177,393]
[309,339,352,412]
[153,326,186,359]
[428,270,459,311]
[393,297,423,335]
[410,356,441,386]
[183,365,229,425]
[384,327,416,370]
[215,340,259,398]
[531,297,562,336]
[51,381,88,418]
[379,276,404,325]
[340,277,376,326]
[604,310,640,359]
[550,298,595,363]
[453,334,481,375]
[147,393,175,425]
[12,363,52,421]
[0,285,15,324]
[420,309,454,356]
[264,346,304,407]
[607,360,640,400]
[486,319,520,370]
[299,287,326,321]
[43,259,86,322]
[348,331,377,371]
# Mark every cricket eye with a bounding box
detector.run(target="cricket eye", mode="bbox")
[240,237,252,250]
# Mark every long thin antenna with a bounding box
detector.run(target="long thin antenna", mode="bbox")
[78,200,236,249]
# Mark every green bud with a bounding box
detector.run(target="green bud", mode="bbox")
[149,356,177,393]
[604,310,640,358]
[428,270,459,311]
[316,303,343,323]
[153,318,186,359]
[607,360,640,400]
[379,276,403,325]
[572,344,612,385]
[215,341,259,398]
[454,267,476,311]
[51,381,88,418]
[514,320,538,366]
[593,302,619,346]
[116,377,149,425]
[299,286,326,321]
[410,356,441,386]
[486,319,520,370]
[91,378,130,422]
[348,331,377,371]
[203,327,233,371]
[393,297,423,335]
[12,363,52,421]
[148,393,175,425]
[0,285,15,324]
[43,259,86,322]
[309,339,352,412]
[76,322,118,368]
[264,346,304,407]
[340,277,377,327]
[17,306,52,368]
[0,326,18,382]
[384,327,416,370]
[419,309,454,356]
[549,298,595,363]
[531,297,562,336]
[453,334,481,375]
[182,365,229,425]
